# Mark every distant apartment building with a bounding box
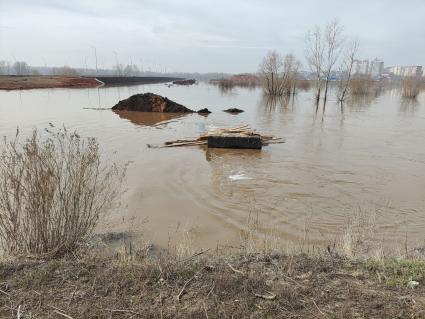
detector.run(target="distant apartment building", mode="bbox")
[353,59,369,75]
[369,58,384,78]
[386,65,423,77]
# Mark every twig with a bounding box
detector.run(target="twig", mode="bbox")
[177,275,196,301]
[203,302,209,319]
[178,249,210,264]
[53,310,74,319]
[48,305,75,319]
[102,308,143,316]
[177,268,204,301]
[206,281,215,298]
[17,305,21,319]
[254,291,276,300]
[312,300,328,318]
[0,288,10,296]
[226,262,245,275]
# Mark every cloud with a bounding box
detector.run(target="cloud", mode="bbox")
[0,0,423,72]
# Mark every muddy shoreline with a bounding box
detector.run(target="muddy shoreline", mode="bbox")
[0,76,183,90]
[0,76,103,90]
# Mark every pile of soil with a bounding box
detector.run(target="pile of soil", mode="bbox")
[224,108,244,114]
[197,108,212,114]
[112,93,195,113]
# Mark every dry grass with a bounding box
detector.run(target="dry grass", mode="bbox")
[0,202,424,318]
[0,246,424,319]
[0,127,124,257]
[402,76,424,98]
[348,75,377,95]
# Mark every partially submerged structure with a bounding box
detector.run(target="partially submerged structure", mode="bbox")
[152,125,283,150]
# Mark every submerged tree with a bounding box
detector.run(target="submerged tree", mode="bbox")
[338,39,359,102]
[322,20,344,104]
[260,51,300,96]
[306,20,344,104]
[402,76,424,99]
[260,50,284,96]
[306,26,325,102]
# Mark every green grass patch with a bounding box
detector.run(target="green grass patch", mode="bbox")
[360,258,425,287]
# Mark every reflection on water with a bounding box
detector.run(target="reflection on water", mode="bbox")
[400,97,420,114]
[345,93,378,111]
[261,94,293,112]
[0,83,424,250]
[114,110,187,127]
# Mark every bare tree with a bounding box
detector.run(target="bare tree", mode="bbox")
[322,20,344,104]
[0,61,11,75]
[260,51,300,96]
[61,66,79,76]
[124,64,139,76]
[13,61,30,75]
[260,50,284,95]
[306,21,344,104]
[282,53,300,95]
[306,26,325,102]
[52,66,79,76]
[338,39,359,102]
[113,63,125,76]
[402,76,424,98]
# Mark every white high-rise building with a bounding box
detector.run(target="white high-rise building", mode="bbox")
[369,58,384,78]
[387,65,423,77]
[353,59,369,75]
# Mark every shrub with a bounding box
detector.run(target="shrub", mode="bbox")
[0,127,124,257]
[402,76,424,98]
[349,75,376,95]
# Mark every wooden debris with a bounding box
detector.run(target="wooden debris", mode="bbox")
[154,125,284,149]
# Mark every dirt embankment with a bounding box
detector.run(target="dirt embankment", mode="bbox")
[0,252,423,318]
[112,93,195,113]
[0,76,102,90]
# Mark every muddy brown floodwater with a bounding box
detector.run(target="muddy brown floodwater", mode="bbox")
[0,83,424,251]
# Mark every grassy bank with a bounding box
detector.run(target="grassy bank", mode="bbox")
[0,248,424,318]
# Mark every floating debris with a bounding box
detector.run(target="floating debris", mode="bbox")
[197,108,212,114]
[223,108,244,114]
[149,125,284,149]
[173,79,196,85]
[229,174,252,181]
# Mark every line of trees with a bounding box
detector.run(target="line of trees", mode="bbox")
[260,20,366,104]
[113,64,141,77]
[0,61,33,75]
[0,61,81,77]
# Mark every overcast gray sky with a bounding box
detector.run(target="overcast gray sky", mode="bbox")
[0,0,424,73]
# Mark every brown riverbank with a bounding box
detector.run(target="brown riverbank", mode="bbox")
[0,251,424,318]
[0,76,102,90]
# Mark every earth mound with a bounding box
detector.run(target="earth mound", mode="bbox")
[223,108,244,114]
[112,93,194,113]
